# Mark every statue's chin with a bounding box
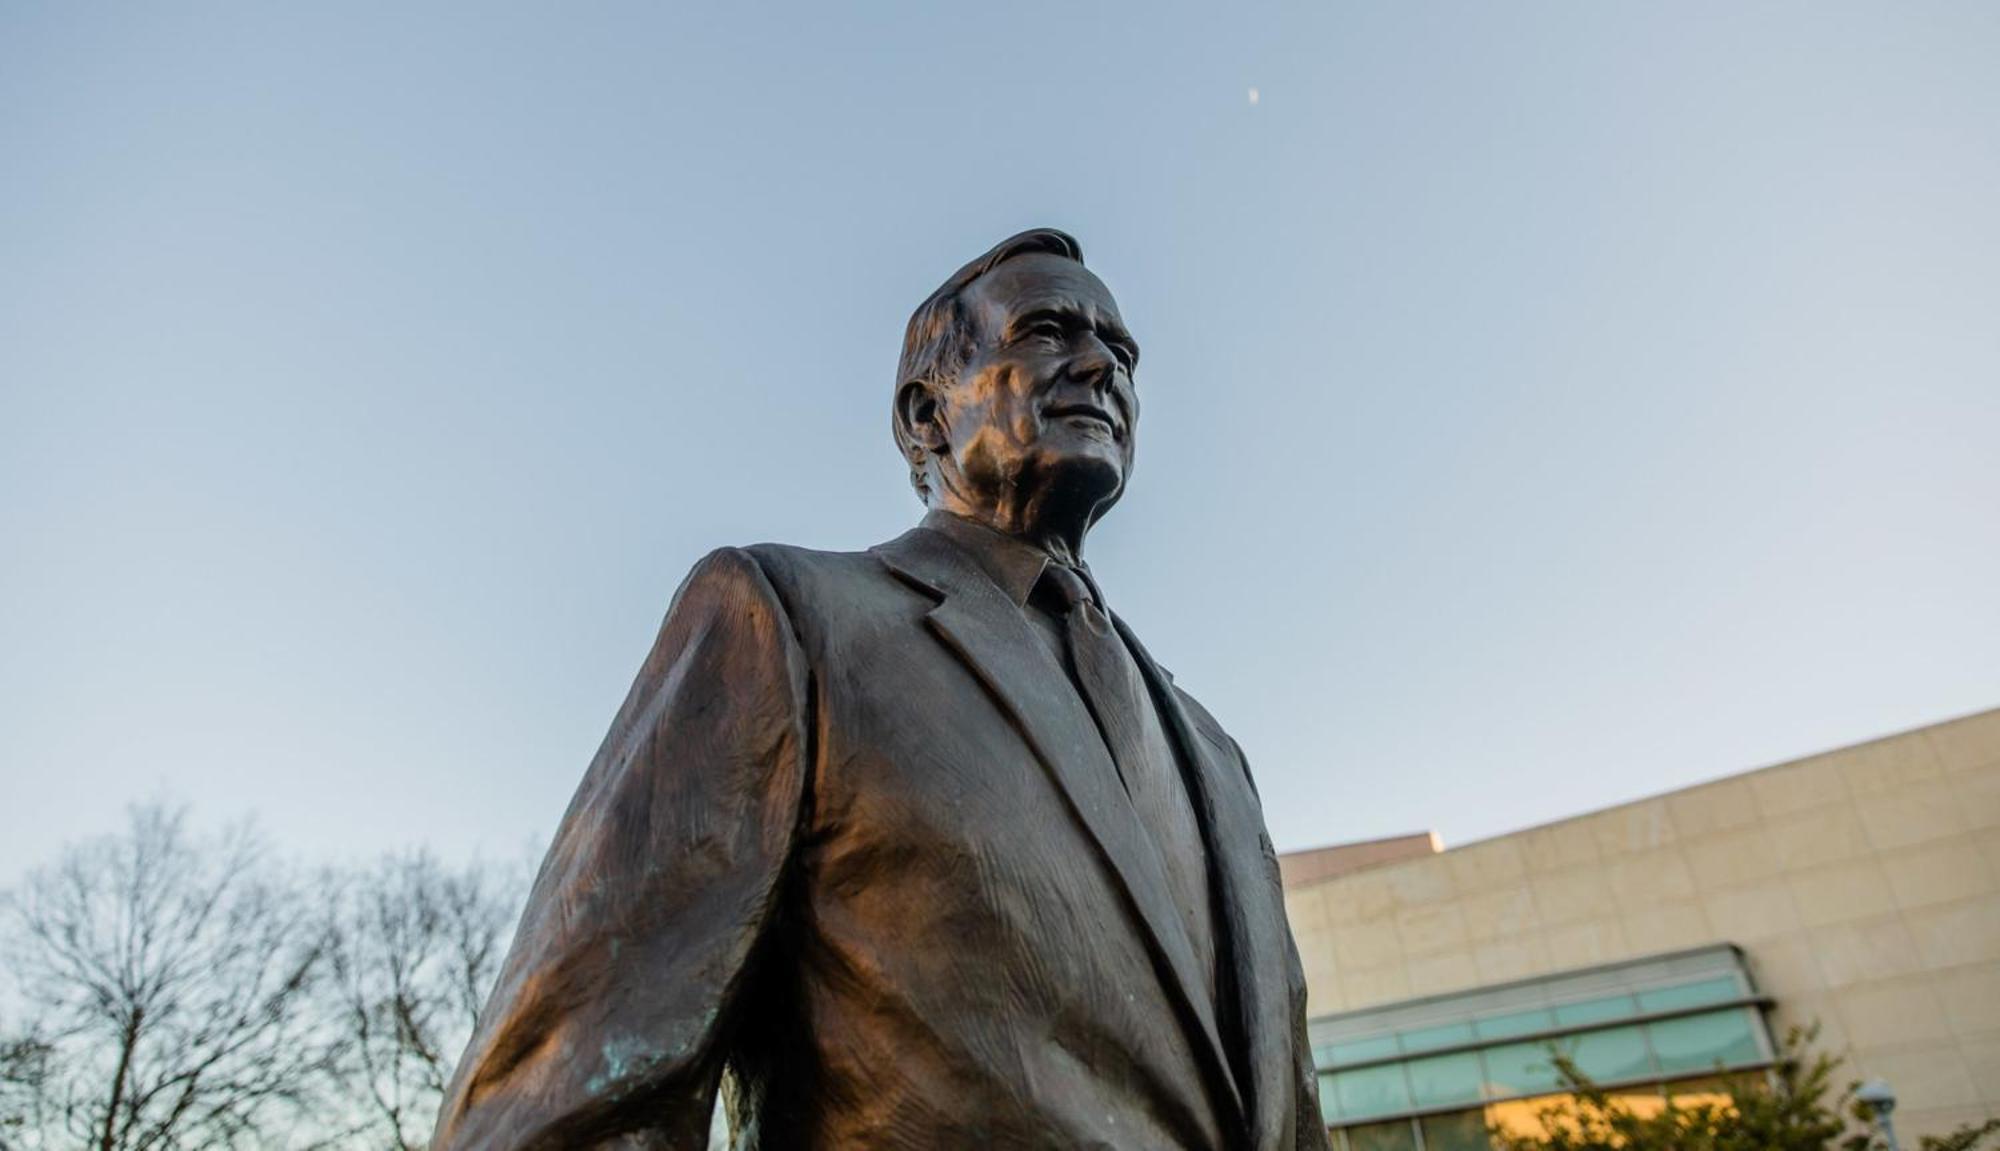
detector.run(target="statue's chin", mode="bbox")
[937,442,1126,539]
[1020,451,1125,532]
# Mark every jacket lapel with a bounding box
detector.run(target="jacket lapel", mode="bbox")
[1116,619,1296,1151]
[873,528,1245,1132]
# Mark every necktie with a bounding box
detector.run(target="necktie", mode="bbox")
[1038,563,1215,993]
[1038,563,1150,799]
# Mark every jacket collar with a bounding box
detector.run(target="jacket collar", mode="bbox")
[916,510,1051,608]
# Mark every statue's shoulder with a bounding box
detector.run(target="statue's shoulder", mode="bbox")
[683,540,904,629]
[1171,684,1239,755]
[733,540,883,586]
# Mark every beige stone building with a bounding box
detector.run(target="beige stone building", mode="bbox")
[1281,707,2000,1149]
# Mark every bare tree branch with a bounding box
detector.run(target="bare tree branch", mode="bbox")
[0,805,344,1151]
[322,851,521,1151]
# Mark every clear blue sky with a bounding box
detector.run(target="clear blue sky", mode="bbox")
[4,2,1997,881]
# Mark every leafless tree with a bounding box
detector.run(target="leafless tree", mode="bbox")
[0,805,343,1151]
[322,852,520,1151]
[0,1029,57,1150]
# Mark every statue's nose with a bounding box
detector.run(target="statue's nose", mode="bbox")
[1069,339,1118,393]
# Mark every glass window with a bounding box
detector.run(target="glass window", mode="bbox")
[1601,1087,1672,1123]
[1658,1077,1740,1118]
[1421,1109,1493,1151]
[1345,1119,1419,1151]
[1327,1034,1401,1066]
[1481,1042,1564,1099]
[1649,1009,1762,1074]
[1568,1024,1655,1083]
[1484,1093,1570,1143]
[1335,1063,1412,1121]
[1553,994,1636,1027]
[1320,1073,1344,1123]
[1401,1020,1477,1053]
[1669,1072,1765,1100]
[1407,1051,1484,1108]
[1474,1008,1553,1040]
[1636,977,1739,1014]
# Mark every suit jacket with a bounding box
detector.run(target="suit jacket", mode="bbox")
[431,524,1330,1151]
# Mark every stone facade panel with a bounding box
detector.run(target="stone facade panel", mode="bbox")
[1281,713,2000,1144]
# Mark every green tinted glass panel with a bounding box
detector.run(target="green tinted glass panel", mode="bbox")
[1421,1109,1494,1151]
[1407,1051,1484,1108]
[1481,1042,1563,1098]
[1568,1024,1655,1082]
[1336,1063,1412,1120]
[1553,994,1636,1026]
[1474,1009,1553,1040]
[1401,1021,1477,1053]
[1636,977,1740,1014]
[1328,1035,1402,1066]
[1346,1119,1419,1151]
[1649,1009,1762,1075]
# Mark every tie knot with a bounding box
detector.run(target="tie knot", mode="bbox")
[1037,563,1100,614]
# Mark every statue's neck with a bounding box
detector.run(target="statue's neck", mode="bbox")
[927,494,1087,567]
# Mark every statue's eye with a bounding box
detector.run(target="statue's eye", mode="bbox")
[1026,319,1067,344]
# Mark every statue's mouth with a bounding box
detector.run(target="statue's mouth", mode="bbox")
[1045,403,1123,441]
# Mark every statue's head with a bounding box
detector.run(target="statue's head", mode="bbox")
[893,229,1140,552]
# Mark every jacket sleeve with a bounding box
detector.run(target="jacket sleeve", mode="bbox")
[1290,950,1333,1151]
[1228,733,1333,1151]
[432,547,811,1151]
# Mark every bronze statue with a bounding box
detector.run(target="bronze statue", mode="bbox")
[432,230,1330,1150]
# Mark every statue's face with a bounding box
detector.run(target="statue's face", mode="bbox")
[933,253,1140,524]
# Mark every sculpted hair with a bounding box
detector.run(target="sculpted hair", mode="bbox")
[893,228,1086,503]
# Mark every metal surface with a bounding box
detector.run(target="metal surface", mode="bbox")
[431,231,1328,1150]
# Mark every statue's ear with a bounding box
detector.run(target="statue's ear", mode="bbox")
[895,380,948,451]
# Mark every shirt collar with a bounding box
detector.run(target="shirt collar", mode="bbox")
[918,509,1057,609]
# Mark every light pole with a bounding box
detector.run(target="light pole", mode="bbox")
[1856,1078,1900,1151]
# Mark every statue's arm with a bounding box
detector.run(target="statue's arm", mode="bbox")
[1221,729,1333,1151]
[431,547,812,1151]
[1288,933,1334,1151]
